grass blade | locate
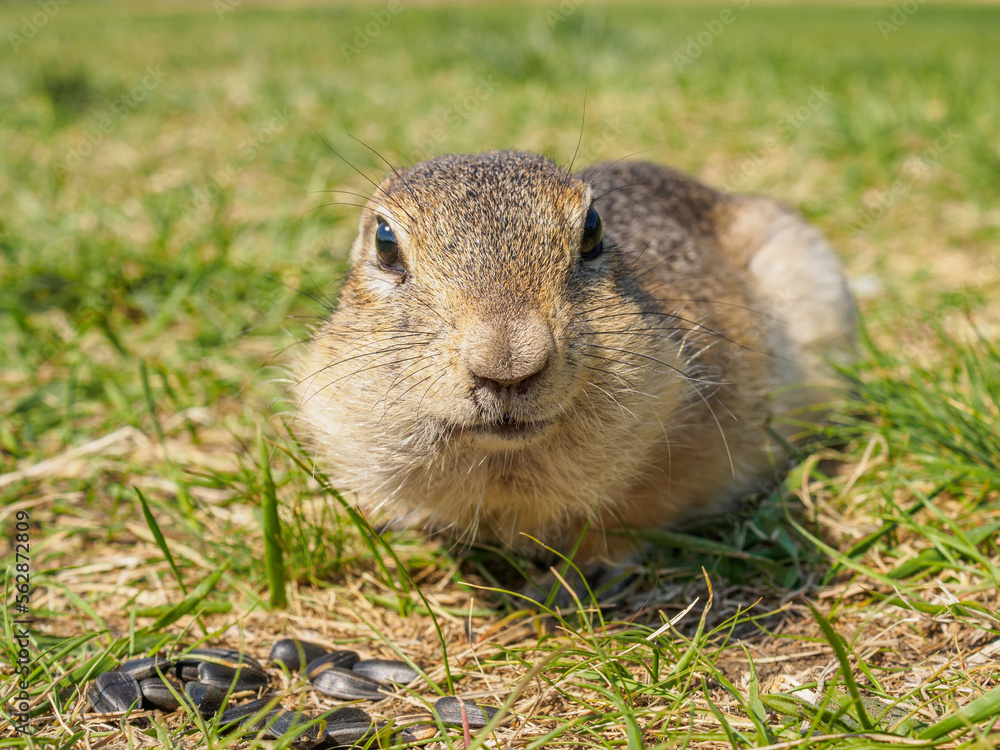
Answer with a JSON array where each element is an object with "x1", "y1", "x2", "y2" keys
[
  {"x1": 142, "y1": 561, "x2": 229, "y2": 634},
  {"x1": 134, "y1": 486, "x2": 187, "y2": 595},
  {"x1": 258, "y1": 431, "x2": 287, "y2": 609},
  {"x1": 917, "y1": 684, "x2": 1000, "y2": 740},
  {"x1": 139, "y1": 360, "x2": 195, "y2": 520},
  {"x1": 809, "y1": 604, "x2": 874, "y2": 731}
]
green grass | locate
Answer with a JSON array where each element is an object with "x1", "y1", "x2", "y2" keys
[{"x1": 1, "y1": 1, "x2": 999, "y2": 748}]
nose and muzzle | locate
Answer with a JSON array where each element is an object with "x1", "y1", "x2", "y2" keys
[{"x1": 462, "y1": 314, "x2": 554, "y2": 403}]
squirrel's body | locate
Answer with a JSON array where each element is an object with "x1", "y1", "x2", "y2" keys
[{"x1": 296, "y1": 151, "x2": 854, "y2": 575}]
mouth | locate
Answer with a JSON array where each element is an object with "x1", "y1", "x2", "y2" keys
[{"x1": 452, "y1": 415, "x2": 552, "y2": 443}]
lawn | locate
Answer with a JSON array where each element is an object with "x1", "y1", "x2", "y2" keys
[{"x1": 1, "y1": 1, "x2": 999, "y2": 748}]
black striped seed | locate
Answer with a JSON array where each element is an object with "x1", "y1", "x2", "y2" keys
[
  {"x1": 264, "y1": 709, "x2": 326, "y2": 745},
  {"x1": 433, "y1": 696, "x2": 499, "y2": 728},
  {"x1": 304, "y1": 650, "x2": 360, "y2": 678},
  {"x1": 310, "y1": 667, "x2": 383, "y2": 700},
  {"x1": 197, "y1": 661, "x2": 270, "y2": 691},
  {"x1": 183, "y1": 681, "x2": 228, "y2": 716},
  {"x1": 351, "y1": 659, "x2": 419, "y2": 685},
  {"x1": 139, "y1": 675, "x2": 184, "y2": 710},
  {"x1": 324, "y1": 720, "x2": 383, "y2": 746},
  {"x1": 218, "y1": 697, "x2": 280, "y2": 732},
  {"x1": 317, "y1": 706, "x2": 373, "y2": 725},
  {"x1": 181, "y1": 647, "x2": 264, "y2": 671},
  {"x1": 269, "y1": 639, "x2": 331, "y2": 672},
  {"x1": 90, "y1": 672, "x2": 142, "y2": 713},
  {"x1": 119, "y1": 657, "x2": 174, "y2": 682}
]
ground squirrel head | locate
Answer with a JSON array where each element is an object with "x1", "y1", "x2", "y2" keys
[
  {"x1": 348, "y1": 153, "x2": 599, "y2": 391},
  {"x1": 324, "y1": 151, "x2": 633, "y2": 445},
  {"x1": 296, "y1": 150, "x2": 671, "y2": 544}
]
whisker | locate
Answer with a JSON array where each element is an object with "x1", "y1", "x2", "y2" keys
[
  {"x1": 306, "y1": 190, "x2": 410, "y2": 228},
  {"x1": 583, "y1": 149, "x2": 657, "y2": 184},
  {"x1": 372, "y1": 360, "x2": 440, "y2": 419},
  {"x1": 280, "y1": 342, "x2": 428, "y2": 405},
  {"x1": 307, "y1": 200, "x2": 377, "y2": 215},
  {"x1": 347, "y1": 134, "x2": 422, "y2": 212},
  {"x1": 581, "y1": 326, "x2": 716, "y2": 338},
  {"x1": 592, "y1": 182, "x2": 654, "y2": 204},
  {"x1": 416, "y1": 369, "x2": 450, "y2": 416},
  {"x1": 571, "y1": 374, "x2": 640, "y2": 423},
  {"x1": 581, "y1": 363, "x2": 636, "y2": 384},
  {"x1": 300, "y1": 353, "x2": 428, "y2": 418},
  {"x1": 375, "y1": 372, "x2": 436, "y2": 425},
  {"x1": 580, "y1": 353, "x2": 717, "y2": 394},
  {"x1": 625, "y1": 239, "x2": 654, "y2": 273},
  {"x1": 313, "y1": 128, "x2": 417, "y2": 226},
  {"x1": 309, "y1": 328, "x2": 436, "y2": 339},
  {"x1": 566, "y1": 88, "x2": 587, "y2": 175},
  {"x1": 228, "y1": 255, "x2": 334, "y2": 317},
  {"x1": 581, "y1": 309, "x2": 748, "y2": 350},
  {"x1": 581, "y1": 343, "x2": 725, "y2": 386}
]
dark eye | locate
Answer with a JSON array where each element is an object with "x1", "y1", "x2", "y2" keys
[
  {"x1": 580, "y1": 206, "x2": 604, "y2": 261},
  {"x1": 375, "y1": 220, "x2": 400, "y2": 267}
]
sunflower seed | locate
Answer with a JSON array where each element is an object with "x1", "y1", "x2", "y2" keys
[
  {"x1": 119, "y1": 657, "x2": 174, "y2": 681},
  {"x1": 90, "y1": 672, "x2": 142, "y2": 713},
  {"x1": 180, "y1": 647, "x2": 264, "y2": 671},
  {"x1": 218, "y1": 696, "x2": 280, "y2": 732},
  {"x1": 317, "y1": 706, "x2": 372, "y2": 725},
  {"x1": 351, "y1": 659, "x2": 419, "y2": 685},
  {"x1": 393, "y1": 721, "x2": 440, "y2": 741},
  {"x1": 183, "y1": 681, "x2": 227, "y2": 716},
  {"x1": 270, "y1": 638, "x2": 331, "y2": 672},
  {"x1": 197, "y1": 661, "x2": 270, "y2": 691},
  {"x1": 433, "y1": 696, "x2": 499, "y2": 728},
  {"x1": 175, "y1": 663, "x2": 201, "y2": 682},
  {"x1": 311, "y1": 667, "x2": 383, "y2": 700},
  {"x1": 305, "y1": 650, "x2": 360, "y2": 678},
  {"x1": 139, "y1": 675, "x2": 184, "y2": 710},
  {"x1": 264, "y1": 708, "x2": 326, "y2": 746},
  {"x1": 323, "y1": 719, "x2": 385, "y2": 746}
]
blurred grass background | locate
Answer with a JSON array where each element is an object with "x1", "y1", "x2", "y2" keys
[
  {"x1": 2, "y1": 1, "x2": 998, "y2": 459},
  {"x1": 1, "y1": 2, "x2": 999, "y2": 747}
]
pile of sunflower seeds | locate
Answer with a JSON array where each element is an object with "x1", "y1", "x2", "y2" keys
[{"x1": 87, "y1": 639, "x2": 502, "y2": 747}]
